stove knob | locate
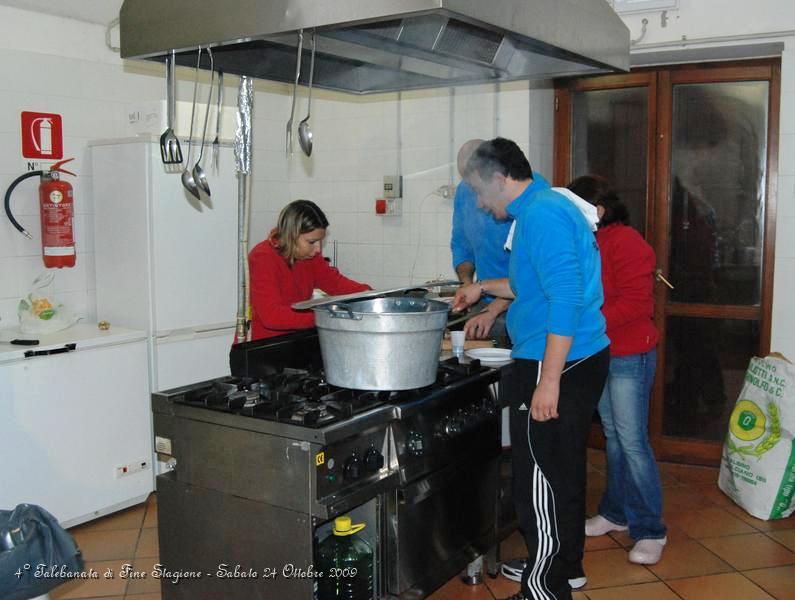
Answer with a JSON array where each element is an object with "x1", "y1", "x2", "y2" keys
[
  {"x1": 343, "y1": 452, "x2": 362, "y2": 481},
  {"x1": 406, "y1": 431, "x2": 425, "y2": 456},
  {"x1": 364, "y1": 447, "x2": 384, "y2": 472},
  {"x1": 442, "y1": 416, "x2": 463, "y2": 438}
]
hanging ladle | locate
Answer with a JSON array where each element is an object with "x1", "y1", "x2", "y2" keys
[
  {"x1": 181, "y1": 47, "x2": 202, "y2": 199},
  {"x1": 192, "y1": 48, "x2": 214, "y2": 197},
  {"x1": 285, "y1": 30, "x2": 303, "y2": 157},
  {"x1": 298, "y1": 31, "x2": 316, "y2": 157}
]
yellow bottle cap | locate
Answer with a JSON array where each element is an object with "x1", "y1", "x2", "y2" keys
[{"x1": 333, "y1": 516, "x2": 366, "y2": 536}]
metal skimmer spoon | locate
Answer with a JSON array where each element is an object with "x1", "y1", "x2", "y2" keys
[
  {"x1": 298, "y1": 31, "x2": 316, "y2": 157},
  {"x1": 192, "y1": 48, "x2": 214, "y2": 197},
  {"x1": 181, "y1": 47, "x2": 202, "y2": 199}
]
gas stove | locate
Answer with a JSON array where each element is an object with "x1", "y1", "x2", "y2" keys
[
  {"x1": 151, "y1": 330, "x2": 505, "y2": 600},
  {"x1": 169, "y1": 355, "x2": 490, "y2": 429}
]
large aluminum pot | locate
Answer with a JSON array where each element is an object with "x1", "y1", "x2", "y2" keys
[{"x1": 313, "y1": 296, "x2": 449, "y2": 390}]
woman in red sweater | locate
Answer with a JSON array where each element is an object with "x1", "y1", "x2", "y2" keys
[
  {"x1": 567, "y1": 176, "x2": 667, "y2": 566},
  {"x1": 249, "y1": 200, "x2": 370, "y2": 340}
]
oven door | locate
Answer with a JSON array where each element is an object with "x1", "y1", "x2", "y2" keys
[{"x1": 384, "y1": 456, "x2": 499, "y2": 598}]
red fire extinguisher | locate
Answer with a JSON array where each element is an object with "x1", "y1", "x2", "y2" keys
[{"x1": 4, "y1": 158, "x2": 77, "y2": 268}]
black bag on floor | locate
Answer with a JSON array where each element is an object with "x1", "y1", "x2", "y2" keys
[{"x1": 0, "y1": 504, "x2": 84, "y2": 600}]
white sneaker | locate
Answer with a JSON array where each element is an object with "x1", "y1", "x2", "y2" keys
[
  {"x1": 628, "y1": 537, "x2": 667, "y2": 565},
  {"x1": 585, "y1": 515, "x2": 628, "y2": 537},
  {"x1": 568, "y1": 576, "x2": 587, "y2": 589},
  {"x1": 501, "y1": 559, "x2": 586, "y2": 590}
]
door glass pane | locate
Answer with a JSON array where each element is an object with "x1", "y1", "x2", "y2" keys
[
  {"x1": 663, "y1": 316, "x2": 760, "y2": 441},
  {"x1": 572, "y1": 87, "x2": 648, "y2": 235},
  {"x1": 669, "y1": 82, "x2": 768, "y2": 305}
]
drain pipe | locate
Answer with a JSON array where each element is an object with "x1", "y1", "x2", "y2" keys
[{"x1": 234, "y1": 76, "x2": 253, "y2": 342}]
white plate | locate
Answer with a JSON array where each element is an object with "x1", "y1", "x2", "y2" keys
[{"x1": 465, "y1": 348, "x2": 512, "y2": 365}]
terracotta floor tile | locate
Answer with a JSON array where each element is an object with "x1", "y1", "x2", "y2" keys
[
  {"x1": 666, "y1": 572, "x2": 775, "y2": 599},
  {"x1": 662, "y1": 484, "x2": 720, "y2": 515},
  {"x1": 135, "y1": 527, "x2": 160, "y2": 559},
  {"x1": 743, "y1": 565, "x2": 795, "y2": 599},
  {"x1": 607, "y1": 522, "x2": 689, "y2": 550},
  {"x1": 49, "y1": 559, "x2": 130, "y2": 599},
  {"x1": 69, "y1": 504, "x2": 146, "y2": 534},
  {"x1": 70, "y1": 528, "x2": 139, "y2": 562},
  {"x1": 701, "y1": 533, "x2": 795, "y2": 570},
  {"x1": 485, "y1": 573, "x2": 521, "y2": 597},
  {"x1": 585, "y1": 534, "x2": 621, "y2": 551},
  {"x1": 646, "y1": 539, "x2": 733, "y2": 580},
  {"x1": 500, "y1": 529, "x2": 528, "y2": 560},
  {"x1": 427, "y1": 576, "x2": 493, "y2": 599},
  {"x1": 723, "y1": 504, "x2": 795, "y2": 532},
  {"x1": 769, "y1": 529, "x2": 795, "y2": 552},
  {"x1": 142, "y1": 500, "x2": 158, "y2": 529},
  {"x1": 124, "y1": 558, "x2": 163, "y2": 596},
  {"x1": 658, "y1": 463, "x2": 719, "y2": 485},
  {"x1": 659, "y1": 469, "x2": 682, "y2": 488},
  {"x1": 125, "y1": 594, "x2": 161, "y2": 599},
  {"x1": 581, "y1": 548, "x2": 658, "y2": 589},
  {"x1": 691, "y1": 482, "x2": 734, "y2": 507},
  {"x1": 588, "y1": 448, "x2": 607, "y2": 468},
  {"x1": 585, "y1": 581, "x2": 681, "y2": 599},
  {"x1": 666, "y1": 506, "x2": 756, "y2": 539}
]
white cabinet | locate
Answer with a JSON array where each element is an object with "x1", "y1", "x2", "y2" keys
[
  {"x1": 0, "y1": 325, "x2": 152, "y2": 528},
  {"x1": 91, "y1": 138, "x2": 239, "y2": 391}
]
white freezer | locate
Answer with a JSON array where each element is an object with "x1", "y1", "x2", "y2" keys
[
  {"x1": 154, "y1": 327, "x2": 234, "y2": 391},
  {"x1": 91, "y1": 137, "x2": 239, "y2": 393},
  {"x1": 0, "y1": 325, "x2": 152, "y2": 528}
]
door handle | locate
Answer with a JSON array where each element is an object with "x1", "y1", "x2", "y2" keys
[
  {"x1": 655, "y1": 269, "x2": 674, "y2": 290},
  {"x1": 24, "y1": 343, "x2": 76, "y2": 358}
]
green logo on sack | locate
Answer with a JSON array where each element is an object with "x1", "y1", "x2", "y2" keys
[{"x1": 728, "y1": 400, "x2": 781, "y2": 458}]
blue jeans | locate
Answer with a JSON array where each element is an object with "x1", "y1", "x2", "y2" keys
[{"x1": 597, "y1": 349, "x2": 666, "y2": 541}]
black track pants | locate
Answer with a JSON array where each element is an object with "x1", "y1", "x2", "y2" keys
[{"x1": 505, "y1": 347, "x2": 609, "y2": 600}]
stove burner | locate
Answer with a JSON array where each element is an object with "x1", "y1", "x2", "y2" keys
[{"x1": 173, "y1": 359, "x2": 492, "y2": 428}]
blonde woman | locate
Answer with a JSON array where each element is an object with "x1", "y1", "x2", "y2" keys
[{"x1": 249, "y1": 200, "x2": 370, "y2": 340}]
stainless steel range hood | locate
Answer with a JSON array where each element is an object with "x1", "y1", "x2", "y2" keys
[{"x1": 120, "y1": 0, "x2": 629, "y2": 95}]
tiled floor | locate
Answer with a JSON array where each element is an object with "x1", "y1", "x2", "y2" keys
[{"x1": 55, "y1": 450, "x2": 795, "y2": 599}]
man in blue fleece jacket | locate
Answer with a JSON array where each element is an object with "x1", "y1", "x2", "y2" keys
[{"x1": 453, "y1": 138, "x2": 609, "y2": 600}]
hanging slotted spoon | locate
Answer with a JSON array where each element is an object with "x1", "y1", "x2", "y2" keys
[
  {"x1": 298, "y1": 31, "x2": 316, "y2": 157},
  {"x1": 192, "y1": 48, "x2": 214, "y2": 197},
  {"x1": 285, "y1": 30, "x2": 303, "y2": 157},
  {"x1": 180, "y1": 47, "x2": 202, "y2": 199}
]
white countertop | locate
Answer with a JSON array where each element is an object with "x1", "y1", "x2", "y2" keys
[{"x1": 0, "y1": 323, "x2": 147, "y2": 363}]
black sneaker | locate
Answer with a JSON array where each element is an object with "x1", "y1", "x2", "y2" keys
[
  {"x1": 500, "y1": 558, "x2": 587, "y2": 589},
  {"x1": 500, "y1": 558, "x2": 526, "y2": 582}
]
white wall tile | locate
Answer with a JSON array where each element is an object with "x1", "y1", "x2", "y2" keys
[
  {"x1": 358, "y1": 245, "x2": 384, "y2": 277},
  {"x1": 777, "y1": 175, "x2": 795, "y2": 218}
]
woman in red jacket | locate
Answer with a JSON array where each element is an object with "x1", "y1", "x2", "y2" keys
[
  {"x1": 249, "y1": 200, "x2": 370, "y2": 340},
  {"x1": 567, "y1": 176, "x2": 667, "y2": 566}
]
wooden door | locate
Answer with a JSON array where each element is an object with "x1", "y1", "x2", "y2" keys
[{"x1": 554, "y1": 60, "x2": 780, "y2": 465}]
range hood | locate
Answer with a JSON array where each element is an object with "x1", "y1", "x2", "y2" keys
[{"x1": 120, "y1": 0, "x2": 629, "y2": 95}]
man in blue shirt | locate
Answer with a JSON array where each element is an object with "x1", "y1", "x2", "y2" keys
[
  {"x1": 453, "y1": 138, "x2": 609, "y2": 600},
  {"x1": 450, "y1": 139, "x2": 513, "y2": 345}
]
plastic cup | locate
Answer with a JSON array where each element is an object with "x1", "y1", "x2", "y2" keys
[{"x1": 450, "y1": 330, "x2": 466, "y2": 355}]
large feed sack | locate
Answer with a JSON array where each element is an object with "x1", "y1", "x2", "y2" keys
[{"x1": 719, "y1": 354, "x2": 795, "y2": 520}]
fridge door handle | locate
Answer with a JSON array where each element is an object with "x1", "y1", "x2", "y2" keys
[{"x1": 24, "y1": 343, "x2": 77, "y2": 358}]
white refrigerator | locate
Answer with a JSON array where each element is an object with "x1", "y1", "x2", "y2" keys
[
  {"x1": 91, "y1": 138, "x2": 239, "y2": 392},
  {"x1": 0, "y1": 325, "x2": 152, "y2": 527}
]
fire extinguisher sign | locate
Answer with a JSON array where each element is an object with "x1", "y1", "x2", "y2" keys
[{"x1": 21, "y1": 111, "x2": 63, "y2": 160}]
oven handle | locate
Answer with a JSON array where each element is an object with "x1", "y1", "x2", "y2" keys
[{"x1": 398, "y1": 463, "x2": 468, "y2": 506}]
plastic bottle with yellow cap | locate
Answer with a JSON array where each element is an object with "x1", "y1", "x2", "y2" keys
[{"x1": 314, "y1": 515, "x2": 373, "y2": 599}]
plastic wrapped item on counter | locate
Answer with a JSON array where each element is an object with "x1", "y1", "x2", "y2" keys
[{"x1": 17, "y1": 272, "x2": 80, "y2": 335}]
